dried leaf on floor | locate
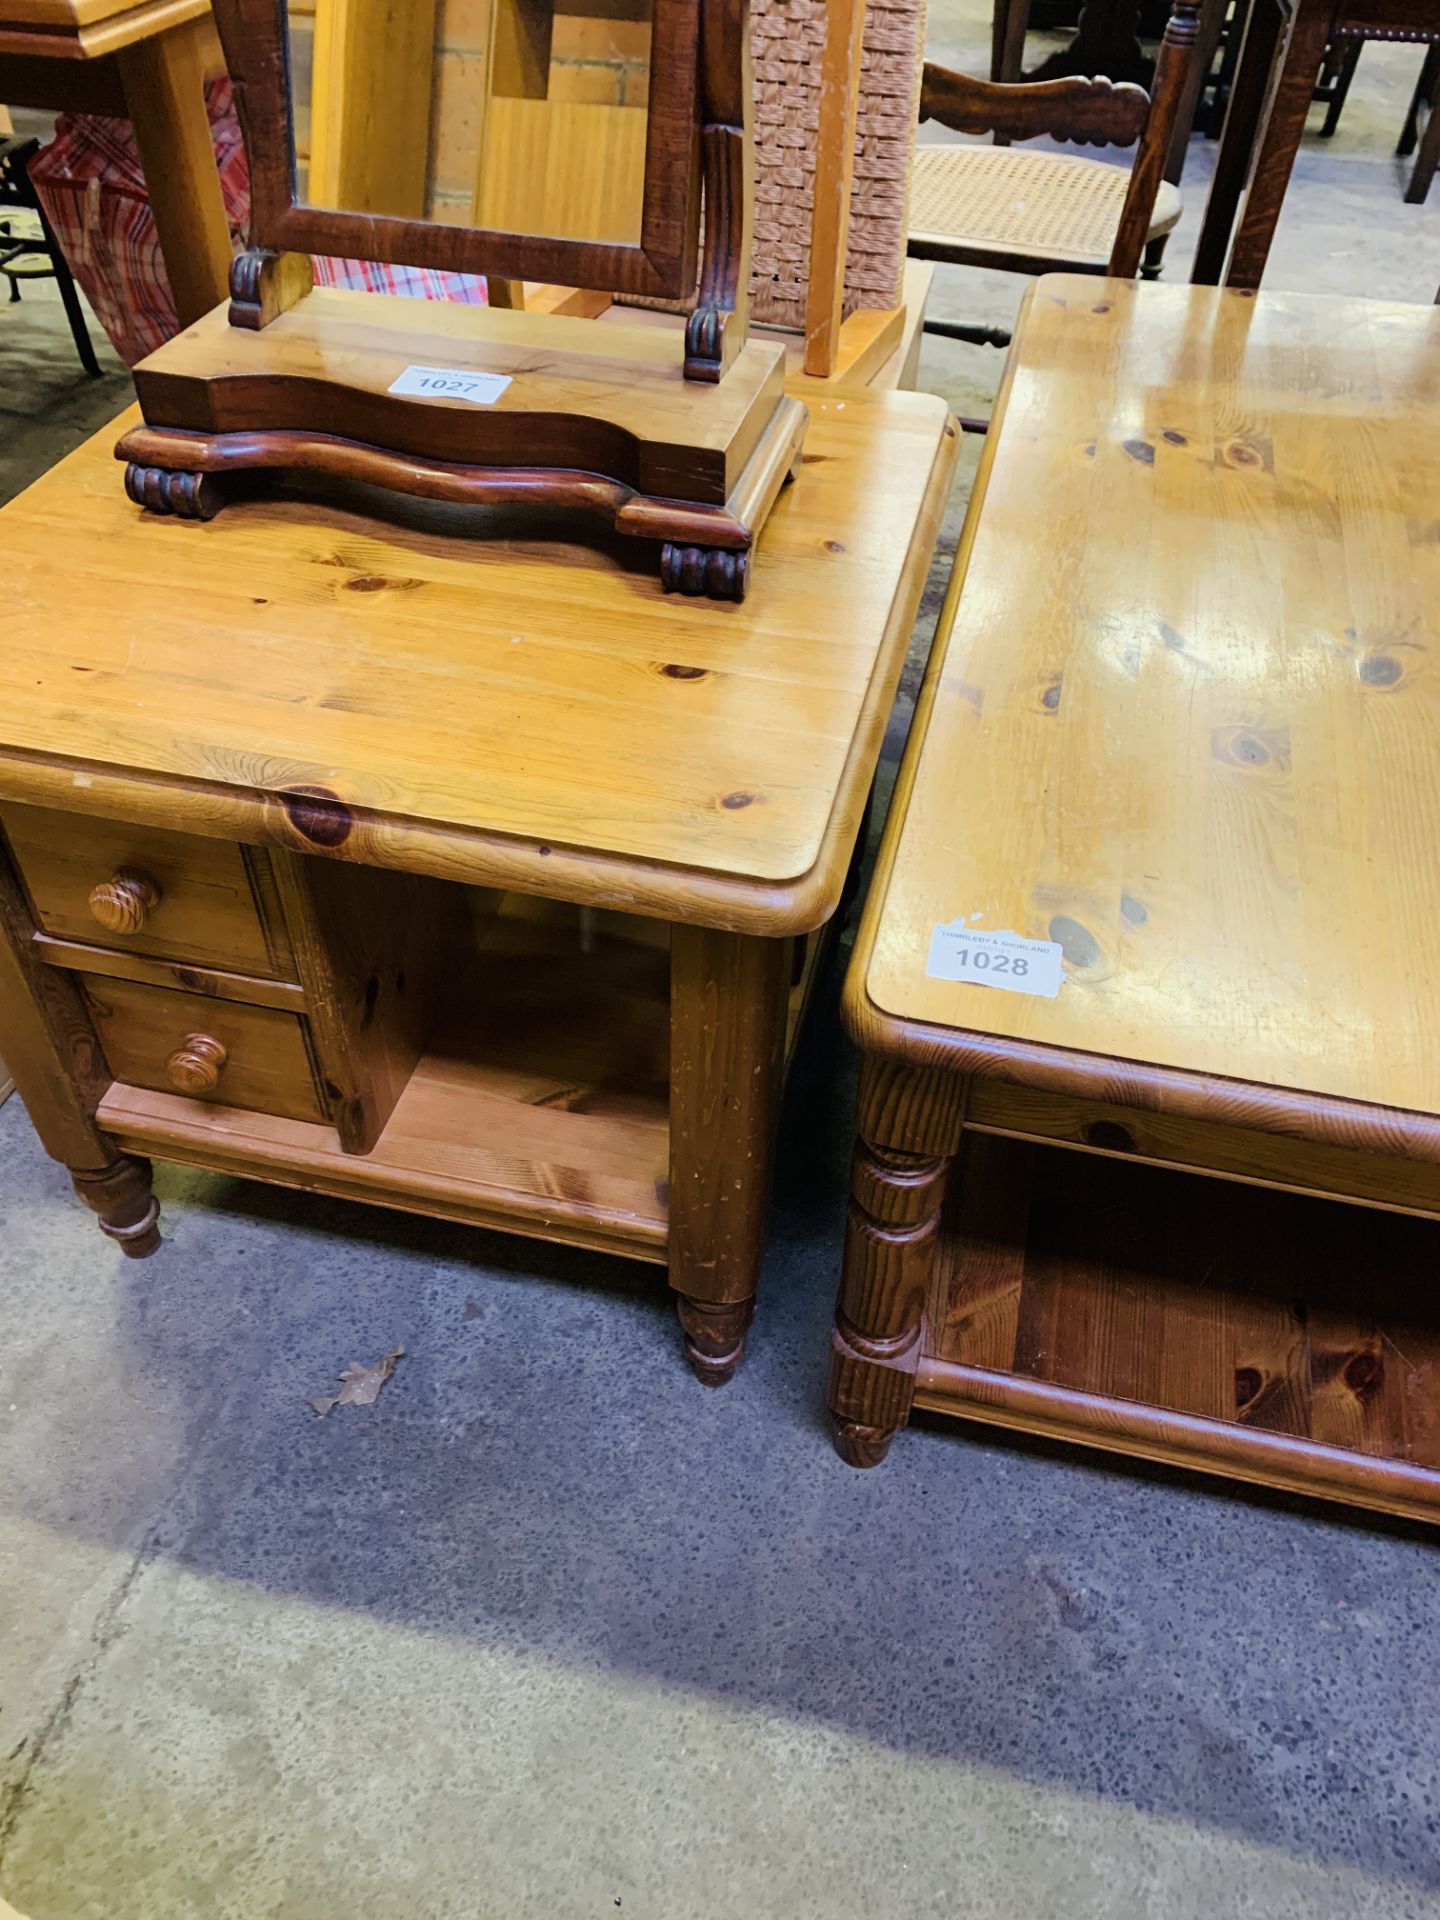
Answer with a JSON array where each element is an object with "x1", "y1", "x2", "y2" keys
[{"x1": 308, "y1": 1347, "x2": 405, "y2": 1417}]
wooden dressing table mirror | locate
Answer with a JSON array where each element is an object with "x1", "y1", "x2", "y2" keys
[{"x1": 114, "y1": 0, "x2": 806, "y2": 599}]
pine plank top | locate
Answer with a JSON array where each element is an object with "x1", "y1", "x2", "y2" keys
[
  {"x1": 859, "y1": 278, "x2": 1440, "y2": 1121},
  {"x1": 0, "y1": 391, "x2": 956, "y2": 935}
]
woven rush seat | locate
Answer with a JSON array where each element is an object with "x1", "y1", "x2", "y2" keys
[{"x1": 909, "y1": 142, "x2": 1182, "y2": 266}]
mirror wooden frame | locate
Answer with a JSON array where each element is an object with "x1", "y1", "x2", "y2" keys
[
  {"x1": 218, "y1": 0, "x2": 708, "y2": 301},
  {"x1": 114, "y1": 0, "x2": 807, "y2": 603}
]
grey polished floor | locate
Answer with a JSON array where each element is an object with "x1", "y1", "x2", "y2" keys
[{"x1": 2, "y1": 13, "x2": 1438, "y2": 1917}]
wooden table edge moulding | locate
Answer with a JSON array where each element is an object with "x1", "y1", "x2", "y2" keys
[
  {"x1": 0, "y1": 389, "x2": 959, "y2": 1387},
  {"x1": 826, "y1": 276, "x2": 1440, "y2": 1525}
]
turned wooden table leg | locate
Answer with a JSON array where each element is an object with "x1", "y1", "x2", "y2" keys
[
  {"x1": 0, "y1": 835, "x2": 162, "y2": 1256},
  {"x1": 827, "y1": 1059, "x2": 966, "y2": 1466},
  {"x1": 668, "y1": 924, "x2": 790, "y2": 1385},
  {"x1": 1191, "y1": 0, "x2": 1287, "y2": 284},
  {"x1": 71, "y1": 1157, "x2": 161, "y2": 1258}
]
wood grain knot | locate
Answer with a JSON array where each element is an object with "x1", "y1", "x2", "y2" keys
[
  {"x1": 1120, "y1": 894, "x2": 1148, "y2": 926},
  {"x1": 1344, "y1": 1351, "x2": 1384, "y2": 1397},
  {"x1": 1040, "y1": 680, "x2": 1063, "y2": 712},
  {"x1": 720, "y1": 790, "x2": 758, "y2": 810},
  {"x1": 1234, "y1": 1365, "x2": 1263, "y2": 1410},
  {"x1": 1122, "y1": 439, "x2": 1155, "y2": 466},
  {"x1": 1048, "y1": 914, "x2": 1101, "y2": 971},
  {"x1": 343, "y1": 573, "x2": 424, "y2": 594},
  {"x1": 1358, "y1": 653, "x2": 1403, "y2": 688},
  {"x1": 1083, "y1": 1120, "x2": 1135, "y2": 1154},
  {"x1": 825, "y1": 539, "x2": 847, "y2": 554},
  {"x1": 1216, "y1": 437, "x2": 1271, "y2": 471},
  {"x1": 281, "y1": 785, "x2": 353, "y2": 847},
  {"x1": 1162, "y1": 429, "x2": 1187, "y2": 446},
  {"x1": 660, "y1": 663, "x2": 708, "y2": 680},
  {"x1": 1092, "y1": 302, "x2": 1112, "y2": 314},
  {"x1": 1212, "y1": 724, "x2": 1291, "y2": 775}
]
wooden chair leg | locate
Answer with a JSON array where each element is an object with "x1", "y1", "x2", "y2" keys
[
  {"x1": 1191, "y1": 0, "x2": 1285, "y2": 283},
  {"x1": 1405, "y1": 63, "x2": 1440, "y2": 203},
  {"x1": 1222, "y1": 0, "x2": 1336, "y2": 290},
  {"x1": 14, "y1": 148, "x2": 102, "y2": 377},
  {"x1": 1318, "y1": 39, "x2": 1361, "y2": 138},
  {"x1": 991, "y1": 0, "x2": 1033, "y2": 144},
  {"x1": 1396, "y1": 44, "x2": 1436, "y2": 155},
  {"x1": 1001, "y1": 0, "x2": 1032, "y2": 81},
  {"x1": 1204, "y1": 0, "x2": 1253, "y2": 136},
  {"x1": 1141, "y1": 232, "x2": 1172, "y2": 279},
  {"x1": 991, "y1": 0, "x2": 1009, "y2": 80},
  {"x1": 1165, "y1": 0, "x2": 1230, "y2": 182},
  {"x1": 826, "y1": 1060, "x2": 966, "y2": 1467}
]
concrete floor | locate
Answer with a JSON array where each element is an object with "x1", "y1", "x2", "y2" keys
[{"x1": 3, "y1": 11, "x2": 1440, "y2": 1916}]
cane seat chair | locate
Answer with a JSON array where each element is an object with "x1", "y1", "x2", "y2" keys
[{"x1": 909, "y1": 0, "x2": 1201, "y2": 334}]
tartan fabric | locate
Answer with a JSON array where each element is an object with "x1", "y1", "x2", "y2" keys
[
  {"x1": 314, "y1": 256, "x2": 488, "y2": 303},
  {"x1": 29, "y1": 77, "x2": 251, "y2": 366},
  {"x1": 29, "y1": 78, "x2": 487, "y2": 367}
]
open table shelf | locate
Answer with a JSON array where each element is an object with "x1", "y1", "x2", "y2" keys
[
  {"x1": 97, "y1": 893, "x2": 835, "y2": 1265},
  {"x1": 918, "y1": 1135, "x2": 1440, "y2": 1523},
  {"x1": 100, "y1": 904, "x2": 673, "y2": 1261}
]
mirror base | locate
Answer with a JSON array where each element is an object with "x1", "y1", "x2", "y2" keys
[{"x1": 116, "y1": 294, "x2": 807, "y2": 603}]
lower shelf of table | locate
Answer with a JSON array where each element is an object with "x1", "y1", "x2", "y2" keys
[
  {"x1": 96, "y1": 896, "x2": 832, "y2": 1268},
  {"x1": 916, "y1": 1135, "x2": 1440, "y2": 1524},
  {"x1": 99, "y1": 927, "x2": 673, "y2": 1263}
]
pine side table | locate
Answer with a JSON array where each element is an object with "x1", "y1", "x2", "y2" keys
[
  {"x1": 828, "y1": 277, "x2": 1440, "y2": 1523},
  {"x1": 0, "y1": 391, "x2": 956, "y2": 1384}
]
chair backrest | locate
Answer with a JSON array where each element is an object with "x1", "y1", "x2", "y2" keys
[{"x1": 919, "y1": 0, "x2": 1201, "y2": 278}]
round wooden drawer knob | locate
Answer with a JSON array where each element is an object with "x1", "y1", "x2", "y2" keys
[
  {"x1": 88, "y1": 869, "x2": 162, "y2": 935},
  {"x1": 166, "y1": 1033, "x2": 228, "y2": 1095}
]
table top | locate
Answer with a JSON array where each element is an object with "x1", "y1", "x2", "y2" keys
[
  {"x1": 856, "y1": 277, "x2": 1440, "y2": 1126},
  {"x1": 0, "y1": 391, "x2": 955, "y2": 935},
  {"x1": 0, "y1": 0, "x2": 209, "y2": 58}
]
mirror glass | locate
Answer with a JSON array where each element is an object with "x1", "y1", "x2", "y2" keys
[{"x1": 286, "y1": 0, "x2": 653, "y2": 243}]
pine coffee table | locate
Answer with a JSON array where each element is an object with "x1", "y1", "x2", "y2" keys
[
  {"x1": 0, "y1": 390, "x2": 956, "y2": 1386},
  {"x1": 828, "y1": 277, "x2": 1440, "y2": 1523}
]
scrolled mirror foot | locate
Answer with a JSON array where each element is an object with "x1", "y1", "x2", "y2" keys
[
  {"x1": 660, "y1": 543, "x2": 750, "y2": 602},
  {"x1": 123, "y1": 464, "x2": 224, "y2": 521},
  {"x1": 228, "y1": 247, "x2": 314, "y2": 332}
]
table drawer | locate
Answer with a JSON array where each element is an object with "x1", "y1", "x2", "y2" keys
[
  {"x1": 0, "y1": 804, "x2": 292, "y2": 979},
  {"x1": 83, "y1": 976, "x2": 328, "y2": 1124},
  {"x1": 964, "y1": 1081, "x2": 1440, "y2": 1218}
]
